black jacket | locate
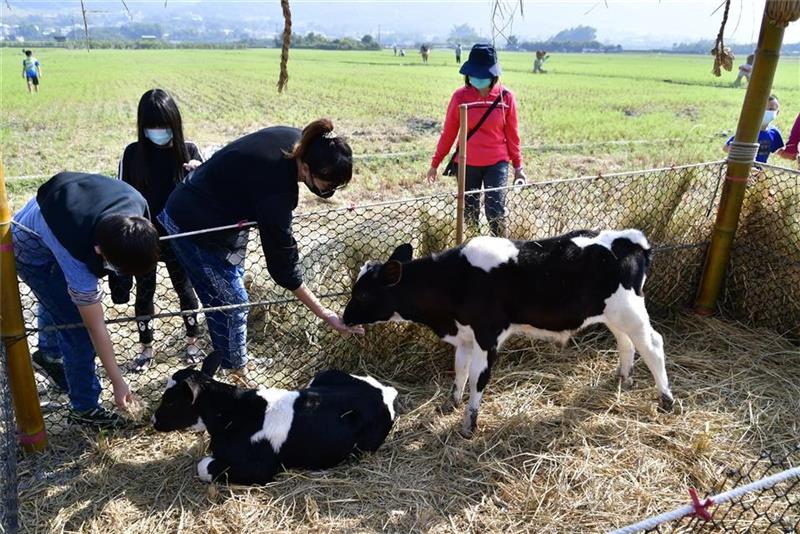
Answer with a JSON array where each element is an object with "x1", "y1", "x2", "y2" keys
[{"x1": 165, "y1": 127, "x2": 303, "y2": 290}]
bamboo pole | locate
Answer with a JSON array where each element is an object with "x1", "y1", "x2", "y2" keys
[
  {"x1": 0, "y1": 158, "x2": 48, "y2": 452},
  {"x1": 694, "y1": 7, "x2": 788, "y2": 315},
  {"x1": 455, "y1": 104, "x2": 468, "y2": 245}
]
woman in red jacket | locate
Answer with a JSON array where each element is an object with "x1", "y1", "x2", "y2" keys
[{"x1": 427, "y1": 43, "x2": 526, "y2": 236}]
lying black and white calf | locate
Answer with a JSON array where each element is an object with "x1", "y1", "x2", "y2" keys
[
  {"x1": 343, "y1": 229, "x2": 674, "y2": 438},
  {"x1": 152, "y1": 368, "x2": 398, "y2": 484}
]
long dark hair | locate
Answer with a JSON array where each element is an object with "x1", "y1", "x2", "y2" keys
[
  {"x1": 286, "y1": 118, "x2": 353, "y2": 189},
  {"x1": 133, "y1": 89, "x2": 190, "y2": 189}
]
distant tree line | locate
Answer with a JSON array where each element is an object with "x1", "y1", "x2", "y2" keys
[
  {"x1": 273, "y1": 32, "x2": 381, "y2": 50},
  {"x1": 670, "y1": 39, "x2": 800, "y2": 55}
]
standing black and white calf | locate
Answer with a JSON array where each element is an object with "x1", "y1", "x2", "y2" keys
[
  {"x1": 343, "y1": 229, "x2": 674, "y2": 438},
  {"x1": 152, "y1": 367, "x2": 397, "y2": 484}
]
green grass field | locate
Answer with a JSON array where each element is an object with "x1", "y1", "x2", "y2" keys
[{"x1": 2, "y1": 48, "x2": 799, "y2": 208}]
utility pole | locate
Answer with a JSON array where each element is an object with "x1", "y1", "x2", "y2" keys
[{"x1": 378, "y1": 24, "x2": 381, "y2": 46}]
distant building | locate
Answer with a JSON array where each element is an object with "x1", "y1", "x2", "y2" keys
[
  {"x1": 53, "y1": 35, "x2": 67, "y2": 42},
  {"x1": 141, "y1": 35, "x2": 158, "y2": 40}
]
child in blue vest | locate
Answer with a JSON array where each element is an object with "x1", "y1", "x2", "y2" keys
[
  {"x1": 724, "y1": 95, "x2": 784, "y2": 163},
  {"x1": 13, "y1": 173, "x2": 160, "y2": 428}
]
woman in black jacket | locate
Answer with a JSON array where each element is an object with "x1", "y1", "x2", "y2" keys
[
  {"x1": 114, "y1": 89, "x2": 203, "y2": 372},
  {"x1": 159, "y1": 118, "x2": 363, "y2": 383}
]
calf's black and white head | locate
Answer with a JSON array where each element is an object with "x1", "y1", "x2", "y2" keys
[
  {"x1": 344, "y1": 243, "x2": 412, "y2": 326},
  {"x1": 152, "y1": 368, "x2": 209, "y2": 432}
]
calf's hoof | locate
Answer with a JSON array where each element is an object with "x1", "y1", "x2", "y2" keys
[
  {"x1": 460, "y1": 407, "x2": 479, "y2": 439},
  {"x1": 658, "y1": 393, "x2": 675, "y2": 413},
  {"x1": 439, "y1": 396, "x2": 459, "y2": 415},
  {"x1": 618, "y1": 373, "x2": 634, "y2": 391}
]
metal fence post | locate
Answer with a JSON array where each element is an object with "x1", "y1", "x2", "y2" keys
[
  {"x1": 456, "y1": 104, "x2": 468, "y2": 245},
  {"x1": 0, "y1": 158, "x2": 48, "y2": 452},
  {"x1": 695, "y1": 3, "x2": 799, "y2": 315}
]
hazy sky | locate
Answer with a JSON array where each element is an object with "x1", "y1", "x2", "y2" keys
[
  {"x1": 9, "y1": 0, "x2": 800, "y2": 47},
  {"x1": 283, "y1": 0, "x2": 800, "y2": 45}
]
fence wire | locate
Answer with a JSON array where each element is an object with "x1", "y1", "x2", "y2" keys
[
  {"x1": 718, "y1": 163, "x2": 800, "y2": 338},
  {"x1": 635, "y1": 446, "x2": 800, "y2": 533},
  {"x1": 0, "y1": 342, "x2": 19, "y2": 534},
  {"x1": 8, "y1": 160, "x2": 799, "y2": 432}
]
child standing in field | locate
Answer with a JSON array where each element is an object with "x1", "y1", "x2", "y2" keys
[
  {"x1": 113, "y1": 89, "x2": 204, "y2": 372},
  {"x1": 724, "y1": 95, "x2": 784, "y2": 164},
  {"x1": 22, "y1": 50, "x2": 42, "y2": 93}
]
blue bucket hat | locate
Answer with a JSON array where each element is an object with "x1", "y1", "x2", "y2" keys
[{"x1": 459, "y1": 43, "x2": 501, "y2": 78}]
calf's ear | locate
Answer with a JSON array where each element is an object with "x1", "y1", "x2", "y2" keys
[
  {"x1": 388, "y1": 243, "x2": 413, "y2": 263},
  {"x1": 378, "y1": 260, "x2": 403, "y2": 287}
]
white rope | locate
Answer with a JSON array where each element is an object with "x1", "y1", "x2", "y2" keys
[{"x1": 610, "y1": 465, "x2": 800, "y2": 534}]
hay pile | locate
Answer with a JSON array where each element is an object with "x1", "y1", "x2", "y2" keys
[{"x1": 16, "y1": 314, "x2": 800, "y2": 533}]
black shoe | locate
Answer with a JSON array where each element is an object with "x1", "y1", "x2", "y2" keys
[
  {"x1": 67, "y1": 407, "x2": 130, "y2": 429},
  {"x1": 128, "y1": 353, "x2": 152, "y2": 374},
  {"x1": 32, "y1": 350, "x2": 69, "y2": 392}
]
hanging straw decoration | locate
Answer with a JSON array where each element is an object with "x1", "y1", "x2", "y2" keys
[
  {"x1": 277, "y1": 0, "x2": 292, "y2": 93},
  {"x1": 710, "y1": 0, "x2": 734, "y2": 77},
  {"x1": 765, "y1": 0, "x2": 800, "y2": 27}
]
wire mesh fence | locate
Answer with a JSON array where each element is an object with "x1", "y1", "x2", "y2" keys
[
  {"x1": 718, "y1": 163, "x2": 800, "y2": 339},
  {"x1": 613, "y1": 446, "x2": 800, "y2": 533},
  {"x1": 7, "y1": 160, "x2": 799, "y2": 432},
  {"x1": 0, "y1": 342, "x2": 19, "y2": 534}
]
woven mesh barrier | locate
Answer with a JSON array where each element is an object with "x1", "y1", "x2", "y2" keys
[{"x1": 8, "y1": 161, "x2": 799, "y2": 432}]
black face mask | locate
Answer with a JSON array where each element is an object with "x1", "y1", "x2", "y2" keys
[{"x1": 305, "y1": 176, "x2": 336, "y2": 198}]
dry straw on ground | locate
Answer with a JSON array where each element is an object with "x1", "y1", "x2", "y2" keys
[{"x1": 16, "y1": 313, "x2": 800, "y2": 533}]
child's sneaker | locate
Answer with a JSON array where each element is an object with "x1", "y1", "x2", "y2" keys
[
  {"x1": 31, "y1": 350, "x2": 69, "y2": 392},
  {"x1": 128, "y1": 346, "x2": 153, "y2": 373},
  {"x1": 183, "y1": 344, "x2": 204, "y2": 365},
  {"x1": 128, "y1": 353, "x2": 152, "y2": 373},
  {"x1": 67, "y1": 407, "x2": 130, "y2": 429},
  {"x1": 224, "y1": 365, "x2": 257, "y2": 389}
]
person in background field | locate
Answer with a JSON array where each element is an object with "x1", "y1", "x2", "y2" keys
[
  {"x1": 776, "y1": 111, "x2": 800, "y2": 167},
  {"x1": 455, "y1": 43, "x2": 462, "y2": 64},
  {"x1": 112, "y1": 88, "x2": 204, "y2": 373},
  {"x1": 426, "y1": 43, "x2": 526, "y2": 237},
  {"x1": 12, "y1": 172, "x2": 160, "y2": 428},
  {"x1": 724, "y1": 94, "x2": 784, "y2": 164},
  {"x1": 22, "y1": 49, "x2": 42, "y2": 93},
  {"x1": 159, "y1": 118, "x2": 364, "y2": 385},
  {"x1": 533, "y1": 50, "x2": 549, "y2": 73},
  {"x1": 733, "y1": 54, "x2": 755, "y2": 88},
  {"x1": 420, "y1": 44, "x2": 430, "y2": 64}
]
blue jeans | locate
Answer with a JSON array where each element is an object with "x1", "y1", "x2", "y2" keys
[
  {"x1": 158, "y1": 211, "x2": 248, "y2": 371},
  {"x1": 12, "y1": 231, "x2": 101, "y2": 411},
  {"x1": 37, "y1": 304, "x2": 59, "y2": 356},
  {"x1": 464, "y1": 161, "x2": 509, "y2": 236}
]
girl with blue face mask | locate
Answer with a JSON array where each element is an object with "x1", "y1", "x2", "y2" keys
[
  {"x1": 113, "y1": 88, "x2": 206, "y2": 372},
  {"x1": 426, "y1": 43, "x2": 527, "y2": 237}
]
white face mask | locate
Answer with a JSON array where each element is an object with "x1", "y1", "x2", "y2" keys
[
  {"x1": 144, "y1": 128, "x2": 173, "y2": 146},
  {"x1": 762, "y1": 110, "x2": 777, "y2": 128}
]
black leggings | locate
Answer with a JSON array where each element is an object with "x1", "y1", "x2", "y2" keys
[{"x1": 111, "y1": 240, "x2": 200, "y2": 344}]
